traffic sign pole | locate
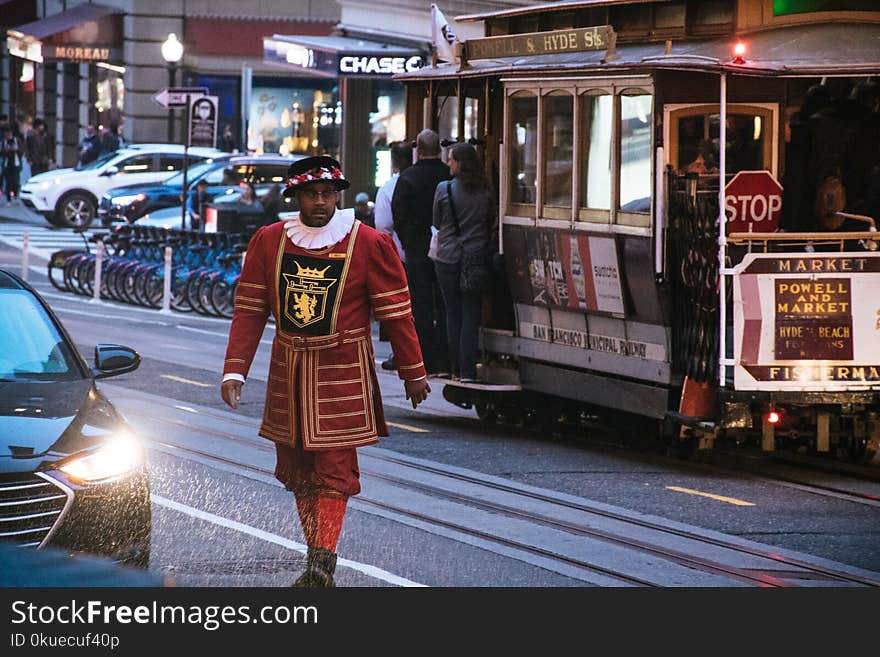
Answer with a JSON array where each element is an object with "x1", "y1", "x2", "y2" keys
[{"x1": 182, "y1": 93, "x2": 191, "y2": 231}]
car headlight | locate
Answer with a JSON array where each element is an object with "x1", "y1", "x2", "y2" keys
[
  {"x1": 111, "y1": 194, "x2": 146, "y2": 206},
  {"x1": 58, "y1": 433, "x2": 144, "y2": 483},
  {"x1": 38, "y1": 181, "x2": 53, "y2": 190}
]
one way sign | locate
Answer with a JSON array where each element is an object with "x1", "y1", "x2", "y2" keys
[{"x1": 151, "y1": 86, "x2": 208, "y2": 109}]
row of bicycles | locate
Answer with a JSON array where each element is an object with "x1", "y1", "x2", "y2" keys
[{"x1": 48, "y1": 225, "x2": 248, "y2": 318}]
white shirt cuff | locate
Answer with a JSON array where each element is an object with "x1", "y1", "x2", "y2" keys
[{"x1": 223, "y1": 373, "x2": 245, "y2": 383}]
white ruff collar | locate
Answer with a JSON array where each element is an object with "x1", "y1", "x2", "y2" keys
[{"x1": 283, "y1": 208, "x2": 356, "y2": 249}]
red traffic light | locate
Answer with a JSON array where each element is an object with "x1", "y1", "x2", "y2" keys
[{"x1": 767, "y1": 410, "x2": 781, "y2": 425}]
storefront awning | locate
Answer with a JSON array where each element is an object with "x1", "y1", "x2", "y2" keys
[
  {"x1": 7, "y1": 3, "x2": 123, "y2": 64},
  {"x1": 264, "y1": 34, "x2": 428, "y2": 79},
  {"x1": 397, "y1": 22, "x2": 880, "y2": 81}
]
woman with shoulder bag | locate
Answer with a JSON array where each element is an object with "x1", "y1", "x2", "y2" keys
[{"x1": 431, "y1": 143, "x2": 492, "y2": 382}]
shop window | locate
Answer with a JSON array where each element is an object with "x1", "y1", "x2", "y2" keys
[
  {"x1": 619, "y1": 92, "x2": 652, "y2": 214},
  {"x1": 580, "y1": 92, "x2": 612, "y2": 213},
  {"x1": 668, "y1": 104, "x2": 775, "y2": 178},
  {"x1": 508, "y1": 94, "x2": 538, "y2": 210},
  {"x1": 543, "y1": 92, "x2": 574, "y2": 212}
]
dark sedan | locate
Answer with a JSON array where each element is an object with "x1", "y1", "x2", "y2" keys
[
  {"x1": 0, "y1": 270, "x2": 151, "y2": 568},
  {"x1": 98, "y1": 154, "x2": 298, "y2": 225}
]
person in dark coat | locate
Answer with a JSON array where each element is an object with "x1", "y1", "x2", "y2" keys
[
  {"x1": 186, "y1": 179, "x2": 212, "y2": 231},
  {"x1": 1, "y1": 125, "x2": 24, "y2": 203},
  {"x1": 354, "y1": 192, "x2": 375, "y2": 228},
  {"x1": 432, "y1": 143, "x2": 493, "y2": 382},
  {"x1": 25, "y1": 118, "x2": 54, "y2": 175},
  {"x1": 391, "y1": 129, "x2": 451, "y2": 375},
  {"x1": 77, "y1": 125, "x2": 102, "y2": 168}
]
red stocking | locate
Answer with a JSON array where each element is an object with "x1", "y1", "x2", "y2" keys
[{"x1": 314, "y1": 496, "x2": 347, "y2": 552}]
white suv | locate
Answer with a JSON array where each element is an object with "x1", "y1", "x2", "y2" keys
[{"x1": 21, "y1": 144, "x2": 225, "y2": 229}]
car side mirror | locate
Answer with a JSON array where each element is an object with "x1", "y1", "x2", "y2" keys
[
  {"x1": 93, "y1": 344, "x2": 140, "y2": 379},
  {"x1": 102, "y1": 166, "x2": 120, "y2": 176}
]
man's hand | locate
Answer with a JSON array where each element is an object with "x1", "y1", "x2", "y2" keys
[
  {"x1": 221, "y1": 380, "x2": 243, "y2": 410},
  {"x1": 404, "y1": 378, "x2": 431, "y2": 409}
]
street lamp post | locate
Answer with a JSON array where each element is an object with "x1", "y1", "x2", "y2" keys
[{"x1": 161, "y1": 33, "x2": 184, "y2": 143}]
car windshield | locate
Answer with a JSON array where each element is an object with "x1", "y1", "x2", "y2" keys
[
  {"x1": 0, "y1": 291, "x2": 83, "y2": 381},
  {"x1": 164, "y1": 160, "x2": 221, "y2": 186},
  {"x1": 74, "y1": 150, "x2": 120, "y2": 172}
]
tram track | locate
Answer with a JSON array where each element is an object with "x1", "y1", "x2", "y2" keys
[{"x1": 131, "y1": 407, "x2": 880, "y2": 587}]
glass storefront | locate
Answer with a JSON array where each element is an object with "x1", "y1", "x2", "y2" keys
[{"x1": 247, "y1": 82, "x2": 339, "y2": 158}]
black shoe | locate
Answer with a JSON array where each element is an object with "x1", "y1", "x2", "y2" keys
[
  {"x1": 380, "y1": 356, "x2": 396, "y2": 371},
  {"x1": 293, "y1": 547, "x2": 337, "y2": 587}
]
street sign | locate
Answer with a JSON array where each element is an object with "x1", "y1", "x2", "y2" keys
[
  {"x1": 189, "y1": 95, "x2": 219, "y2": 148},
  {"x1": 724, "y1": 170, "x2": 783, "y2": 233},
  {"x1": 151, "y1": 86, "x2": 209, "y2": 109}
]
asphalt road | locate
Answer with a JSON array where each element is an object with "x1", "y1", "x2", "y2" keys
[{"x1": 2, "y1": 230, "x2": 879, "y2": 586}]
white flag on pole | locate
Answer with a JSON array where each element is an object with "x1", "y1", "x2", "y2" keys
[{"x1": 431, "y1": 4, "x2": 458, "y2": 63}]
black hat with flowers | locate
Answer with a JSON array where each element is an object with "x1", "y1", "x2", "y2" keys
[{"x1": 283, "y1": 155, "x2": 350, "y2": 197}]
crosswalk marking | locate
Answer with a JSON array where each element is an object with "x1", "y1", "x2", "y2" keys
[{"x1": 0, "y1": 224, "x2": 103, "y2": 259}]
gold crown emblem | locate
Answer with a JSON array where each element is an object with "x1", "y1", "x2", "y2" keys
[{"x1": 293, "y1": 261, "x2": 332, "y2": 279}]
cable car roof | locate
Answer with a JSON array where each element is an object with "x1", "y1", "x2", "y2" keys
[{"x1": 398, "y1": 22, "x2": 880, "y2": 81}]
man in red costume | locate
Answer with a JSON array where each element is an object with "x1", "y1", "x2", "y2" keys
[{"x1": 220, "y1": 156, "x2": 430, "y2": 587}]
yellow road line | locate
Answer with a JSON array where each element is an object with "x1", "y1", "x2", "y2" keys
[
  {"x1": 161, "y1": 375, "x2": 213, "y2": 388},
  {"x1": 665, "y1": 486, "x2": 755, "y2": 507},
  {"x1": 386, "y1": 421, "x2": 429, "y2": 434}
]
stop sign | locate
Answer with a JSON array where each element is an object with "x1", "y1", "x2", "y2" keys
[{"x1": 723, "y1": 170, "x2": 783, "y2": 233}]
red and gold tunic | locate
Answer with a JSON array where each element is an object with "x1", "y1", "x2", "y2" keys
[{"x1": 223, "y1": 218, "x2": 425, "y2": 450}]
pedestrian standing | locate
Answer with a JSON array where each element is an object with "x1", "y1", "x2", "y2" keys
[
  {"x1": 354, "y1": 192, "x2": 375, "y2": 228},
  {"x1": 220, "y1": 124, "x2": 237, "y2": 153},
  {"x1": 77, "y1": 125, "x2": 102, "y2": 168},
  {"x1": 102, "y1": 122, "x2": 122, "y2": 153},
  {"x1": 1, "y1": 125, "x2": 24, "y2": 204},
  {"x1": 374, "y1": 140, "x2": 412, "y2": 370},
  {"x1": 220, "y1": 156, "x2": 429, "y2": 587},
  {"x1": 432, "y1": 143, "x2": 493, "y2": 382},
  {"x1": 391, "y1": 128, "x2": 451, "y2": 376},
  {"x1": 25, "y1": 118, "x2": 55, "y2": 175},
  {"x1": 186, "y1": 178, "x2": 212, "y2": 231}
]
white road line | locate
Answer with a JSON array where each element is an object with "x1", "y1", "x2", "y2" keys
[
  {"x1": 150, "y1": 493, "x2": 425, "y2": 588},
  {"x1": 177, "y1": 324, "x2": 272, "y2": 345}
]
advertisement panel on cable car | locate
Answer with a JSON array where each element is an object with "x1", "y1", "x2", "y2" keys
[{"x1": 733, "y1": 252, "x2": 880, "y2": 391}]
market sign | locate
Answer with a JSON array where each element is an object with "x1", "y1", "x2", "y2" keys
[
  {"x1": 466, "y1": 25, "x2": 613, "y2": 61},
  {"x1": 733, "y1": 252, "x2": 880, "y2": 391}
]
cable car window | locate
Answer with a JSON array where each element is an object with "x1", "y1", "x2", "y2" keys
[
  {"x1": 437, "y1": 95, "x2": 458, "y2": 144},
  {"x1": 619, "y1": 93, "x2": 652, "y2": 214},
  {"x1": 543, "y1": 92, "x2": 574, "y2": 210},
  {"x1": 509, "y1": 94, "x2": 538, "y2": 209},
  {"x1": 580, "y1": 92, "x2": 612, "y2": 213},
  {"x1": 463, "y1": 97, "x2": 479, "y2": 142},
  {"x1": 667, "y1": 105, "x2": 776, "y2": 178}
]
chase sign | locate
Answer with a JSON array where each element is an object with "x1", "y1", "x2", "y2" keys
[{"x1": 338, "y1": 55, "x2": 424, "y2": 76}]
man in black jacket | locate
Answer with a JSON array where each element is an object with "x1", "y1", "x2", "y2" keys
[{"x1": 391, "y1": 129, "x2": 450, "y2": 375}]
